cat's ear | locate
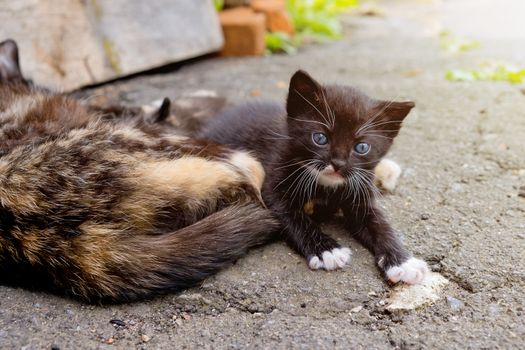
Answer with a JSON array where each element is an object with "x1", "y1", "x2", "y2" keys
[
  {"x1": 152, "y1": 97, "x2": 171, "y2": 123},
  {"x1": 382, "y1": 100, "x2": 415, "y2": 122},
  {"x1": 0, "y1": 39, "x2": 24, "y2": 83},
  {"x1": 286, "y1": 70, "x2": 323, "y2": 118},
  {"x1": 373, "y1": 100, "x2": 415, "y2": 137}
]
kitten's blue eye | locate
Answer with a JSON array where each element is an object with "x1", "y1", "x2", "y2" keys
[
  {"x1": 354, "y1": 142, "x2": 370, "y2": 155},
  {"x1": 312, "y1": 132, "x2": 328, "y2": 146}
]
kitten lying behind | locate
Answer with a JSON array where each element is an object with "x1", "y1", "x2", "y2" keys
[
  {"x1": 200, "y1": 70, "x2": 428, "y2": 284},
  {"x1": 0, "y1": 39, "x2": 278, "y2": 303}
]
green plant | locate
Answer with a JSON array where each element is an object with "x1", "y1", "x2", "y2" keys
[
  {"x1": 266, "y1": 0, "x2": 359, "y2": 54},
  {"x1": 446, "y1": 63, "x2": 525, "y2": 84},
  {"x1": 439, "y1": 31, "x2": 480, "y2": 53},
  {"x1": 288, "y1": 0, "x2": 359, "y2": 40},
  {"x1": 265, "y1": 32, "x2": 298, "y2": 54},
  {"x1": 213, "y1": 0, "x2": 224, "y2": 11}
]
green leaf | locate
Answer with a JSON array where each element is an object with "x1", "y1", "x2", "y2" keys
[
  {"x1": 213, "y1": 0, "x2": 224, "y2": 11},
  {"x1": 445, "y1": 63, "x2": 525, "y2": 84},
  {"x1": 439, "y1": 31, "x2": 480, "y2": 53},
  {"x1": 265, "y1": 32, "x2": 298, "y2": 54},
  {"x1": 286, "y1": 0, "x2": 358, "y2": 42}
]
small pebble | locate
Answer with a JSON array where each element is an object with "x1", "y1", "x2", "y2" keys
[
  {"x1": 141, "y1": 334, "x2": 151, "y2": 343},
  {"x1": 421, "y1": 213, "x2": 430, "y2": 220},
  {"x1": 106, "y1": 337, "x2": 114, "y2": 345},
  {"x1": 275, "y1": 81, "x2": 287, "y2": 89},
  {"x1": 488, "y1": 303, "x2": 500, "y2": 317},
  {"x1": 350, "y1": 305, "x2": 363, "y2": 313},
  {"x1": 450, "y1": 183, "x2": 464, "y2": 193},
  {"x1": 109, "y1": 319, "x2": 126, "y2": 327},
  {"x1": 446, "y1": 296, "x2": 464, "y2": 311},
  {"x1": 518, "y1": 186, "x2": 525, "y2": 198}
]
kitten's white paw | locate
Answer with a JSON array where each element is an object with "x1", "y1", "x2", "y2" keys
[
  {"x1": 386, "y1": 257, "x2": 429, "y2": 284},
  {"x1": 308, "y1": 247, "x2": 352, "y2": 271},
  {"x1": 374, "y1": 158, "x2": 402, "y2": 192},
  {"x1": 308, "y1": 256, "x2": 324, "y2": 270}
]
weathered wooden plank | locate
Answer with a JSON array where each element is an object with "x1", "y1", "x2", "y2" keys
[{"x1": 0, "y1": 0, "x2": 223, "y2": 90}]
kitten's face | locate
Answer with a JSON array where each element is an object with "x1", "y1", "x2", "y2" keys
[{"x1": 285, "y1": 70, "x2": 414, "y2": 189}]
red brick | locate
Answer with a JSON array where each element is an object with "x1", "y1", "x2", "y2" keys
[
  {"x1": 251, "y1": 0, "x2": 294, "y2": 35},
  {"x1": 219, "y1": 7, "x2": 266, "y2": 57}
]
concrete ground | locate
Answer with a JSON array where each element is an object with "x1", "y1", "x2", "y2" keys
[{"x1": 1, "y1": 0, "x2": 524, "y2": 349}]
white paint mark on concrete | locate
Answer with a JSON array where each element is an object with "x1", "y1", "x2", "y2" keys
[{"x1": 386, "y1": 272, "x2": 449, "y2": 311}]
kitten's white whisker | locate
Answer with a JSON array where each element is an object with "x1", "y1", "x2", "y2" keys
[
  {"x1": 288, "y1": 166, "x2": 316, "y2": 204},
  {"x1": 265, "y1": 129, "x2": 292, "y2": 140},
  {"x1": 319, "y1": 88, "x2": 335, "y2": 128},
  {"x1": 357, "y1": 121, "x2": 403, "y2": 136},
  {"x1": 353, "y1": 171, "x2": 371, "y2": 220},
  {"x1": 274, "y1": 160, "x2": 318, "y2": 190},
  {"x1": 353, "y1": 169, "x2": 382, "y2": 219},
  {"x1": 358, "y1": 133, "x2": 395, "y2": 140},
  {"x1": 293, "y1": 89, "x2": 332, "y2": 129},
  {"x1": 356, "y1": 95, "x2": 402, "y2": 135},
  {"x1": 276, "y1": 159, "x2": 319, "y2": 195},
  {"x1": 354, "y1": 160, "x2": 379, "y2": 167},
  {"x1": 299, "y1": 141, "x2": 324, "y2": 158},
  {"x1": 289, "y1": 117, "x2": 329, "y2": 128},
  {"x1": 275, "y1": 159, "x2": 311, "y2": 170}
]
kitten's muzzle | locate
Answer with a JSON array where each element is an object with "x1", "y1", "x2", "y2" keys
[
  {"x1": 330, "y1": 159, "x2": 346, "y2": 173},
  {"x1": 322, "y1": 164, "x2": 343, "y2": 178}
]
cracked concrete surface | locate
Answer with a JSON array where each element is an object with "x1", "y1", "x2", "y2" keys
[{"x1": 1, "y1": 0, "x2": 524, "y2": 349}]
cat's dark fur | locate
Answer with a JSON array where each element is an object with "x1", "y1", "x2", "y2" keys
[
  {"x1": 0, "y1": 39, "x2": 278, "y2": 303},
  {"x1": 200, "y1": 70, "x2": 428, "y2": 284}
]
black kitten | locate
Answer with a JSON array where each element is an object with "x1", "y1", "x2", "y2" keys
[{"x1": 200, "y1": 70, "x2": 428, "y2": 284}]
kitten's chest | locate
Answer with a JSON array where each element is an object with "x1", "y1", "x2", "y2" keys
[
  {"x1": 301, "y1": 184, "x2": 343, "y2": 210},
  {"x1": 302, "y1": 190, "x2": 345, "y2": 222}
]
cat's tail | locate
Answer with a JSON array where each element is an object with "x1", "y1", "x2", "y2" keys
[{"x1": 76, "y1": 203, "x2": 278, "y2": 303}]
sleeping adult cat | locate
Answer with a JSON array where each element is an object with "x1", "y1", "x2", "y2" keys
[{"x1": 0, "y1": 39, "x2": 278, "y2": 302}]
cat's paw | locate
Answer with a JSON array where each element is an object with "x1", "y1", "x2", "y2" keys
[
  {"x1": 308, "y1": 247, "x2": 352, "y2": 271},
  {"x1": 374, "y1": 158, "x2": 401, "y2": 192},
  {"x1": 386, "y1": 257, "x2": 428, "y2": 284}
]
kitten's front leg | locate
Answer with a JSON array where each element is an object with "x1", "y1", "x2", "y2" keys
[
  {"x1": 277, "y1": 204, "x2": 351, "y2": 271},
  {"x1": 342, "y1": 202, "x2": 428, "y2": 284}
]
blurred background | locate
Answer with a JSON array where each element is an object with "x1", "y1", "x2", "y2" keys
[{"x1": 1, "y1": 0, "x2": 523, "y2": 90}]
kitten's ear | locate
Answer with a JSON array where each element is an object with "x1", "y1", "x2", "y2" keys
[
  {"x1": 382, "y1": 100, "x2": 415, "y2": 122},
  {"x1": 286, "y1": 70, "x2": 323, "y2": 117},
  {"x1": 373, "y1": 100, "x2": 415, "y2": 137},
  {"x1": 0, "y1": 39, "x2": 24, "y2": 83},
  {"x1": 152, "y1": 97, "x2": 171, "y2": 123}
]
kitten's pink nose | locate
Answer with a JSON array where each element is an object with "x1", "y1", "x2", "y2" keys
[{"x1": 331, "y1": 159, "x2": 345, "y2": 172}]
